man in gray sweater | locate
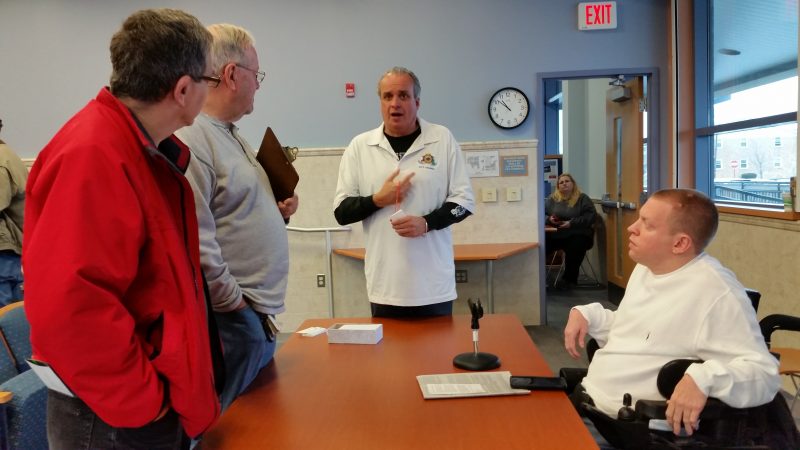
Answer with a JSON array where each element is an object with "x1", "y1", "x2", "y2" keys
[{"x1": 176, "y1": 23, "x2": 298, "y2": 411}]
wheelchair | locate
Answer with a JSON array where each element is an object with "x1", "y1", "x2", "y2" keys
[{"x1": 558, "y1": 291, "x2": 800, "y2": 449}]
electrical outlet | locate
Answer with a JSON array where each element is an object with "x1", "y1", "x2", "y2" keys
[
  {"x1": 316, "y1": 274, "x2": 326, "y2": 288},
  {"x1": 455, "y1": 269, "x2": 468, "y2": 283}
]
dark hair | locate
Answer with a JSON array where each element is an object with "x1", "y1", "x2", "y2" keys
[
  {"x1": 651, "y1": 189, "x2": 719, "y2": 252},
  {"x1": 109, "y1": 9, "x2": 211, "y2": 102}
]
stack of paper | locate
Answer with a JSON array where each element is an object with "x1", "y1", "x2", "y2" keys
[{"x1": 416, "y1": 371, "x2": 530, "y2": 399}]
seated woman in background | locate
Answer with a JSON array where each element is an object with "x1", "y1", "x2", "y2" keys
[{"x1": 545, "y1": 173, "x2": 596, "y2": 288}]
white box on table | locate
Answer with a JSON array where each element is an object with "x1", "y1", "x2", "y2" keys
[{"x1": 327, "y1": 323, "x2": 383, "y2": 345}]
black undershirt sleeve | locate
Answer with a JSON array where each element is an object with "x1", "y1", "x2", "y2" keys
[
  {"x1": 334, "y1": 195, "x2": 380, "y2": 225},
  {"x1": 423, "y1": 201, "x2": 472, "y2": 231},
  {"x1": 334, "y1": 198, "x2": 471, "y2": 231},
  {"x1": 336, "y1": 127, "x2": 471, "y2": 230}
]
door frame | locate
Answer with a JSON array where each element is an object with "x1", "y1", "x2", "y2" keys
[{"x1": 535, "y1": 67, "x2": 661, "y2": 326}]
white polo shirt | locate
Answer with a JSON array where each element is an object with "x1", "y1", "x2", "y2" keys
[{"x1": 334, "y1": 118, "x2": 475, "y2": 306}]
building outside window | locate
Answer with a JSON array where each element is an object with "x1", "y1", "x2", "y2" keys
[{"x1": 695, "y1": 0, "x2": 798, "y2": 209}]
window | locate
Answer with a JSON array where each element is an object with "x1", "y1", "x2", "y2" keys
[{"x1": 694, "y1": 0, "x2": 798, "y2": 210}]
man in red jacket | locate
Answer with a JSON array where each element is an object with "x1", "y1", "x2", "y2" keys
[{"x1": 24, "y1": 9, "x2": 222, "y2": 449}]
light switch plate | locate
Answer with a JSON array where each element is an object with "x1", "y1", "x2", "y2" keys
[
  {"x1": 506, "y1": 187, "x2": 521, "y2": 202},
  {"x1": 481, "y1": 188, "x2": 497, "y2": 202}
]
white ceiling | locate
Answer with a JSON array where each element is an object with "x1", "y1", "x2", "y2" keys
[{"x1": 712, "y1": 0, "x2": 798, "y2": 91}]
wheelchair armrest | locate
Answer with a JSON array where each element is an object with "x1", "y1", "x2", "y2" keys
[
  {"x1": 558, "y1": 367, "x2": 588, "y2": 395},
  {"x1": 635, "y1": 397, "x2": 746, "y2": 421},
  {"x1": 657, "y1": 359, "x2": 702, "y2": 398},
  {"x1": 655, "y1": 359, "x2": 750, "y2": 420}
]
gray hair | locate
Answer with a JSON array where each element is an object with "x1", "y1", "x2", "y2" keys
[
  {"x1": 377, "y1": 66, "x2": 421, "y2": 99},
  {"x1": 109, "y1": 9, "x2": 211, "y2": 102},
  {"x1": 207, "y1": 23, "x2": 256, "y2": 73}
]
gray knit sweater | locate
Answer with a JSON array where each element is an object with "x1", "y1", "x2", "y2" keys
[{"x1": 176, "y1": 114, "x2": 288, "y2": 315}]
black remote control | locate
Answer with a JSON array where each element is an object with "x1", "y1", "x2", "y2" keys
[{"x1": 510, "y1": 376, "x2": 568, "y2": 391}]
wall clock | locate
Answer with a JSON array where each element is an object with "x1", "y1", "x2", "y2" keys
[{"x1": 488, "y1": 87, "x2": 529, "y2": 129}]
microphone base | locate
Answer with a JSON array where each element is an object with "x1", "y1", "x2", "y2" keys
[{"x1": 453, "y1": 352, "x2": 501, "y2": 371}]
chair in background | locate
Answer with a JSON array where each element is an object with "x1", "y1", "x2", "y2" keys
[
  {"x1": 545, "y1": 249, "x2": 566, "y2": 287},
  {"x1": 546, "y1": 213, "x2": 604, "y2": 288},
  {"x1": 760, "y1": 313, "x2": 800, "y2": 412},
  {"x1": 0, "y1": 302, "x2": 47, "y2": 450},
  {"x1": 578, "y1": 255, "x2": 601, "y2": 287},
  {"x1": 576, "y1": 213, "x2": 604, "y2": 287}
]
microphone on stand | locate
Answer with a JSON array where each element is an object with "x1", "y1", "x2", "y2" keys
[{"x1": 453, "y1": 298, "x2": 500, "y2": 371}]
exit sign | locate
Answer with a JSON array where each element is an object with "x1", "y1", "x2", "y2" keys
[{"x1": 578, "y1": 1, "x2": 617, "y2": 30}]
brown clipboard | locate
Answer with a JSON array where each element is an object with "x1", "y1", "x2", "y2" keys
[{"x1": 255, "y1": 127, "x2": 299, "y2": 201}]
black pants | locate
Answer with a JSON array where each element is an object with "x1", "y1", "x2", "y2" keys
[
  {"x1": 370, "y1": 300, "x2": 453, "y2": 318},
  {"x1": 47, "y1": 390, "x2": 189, "y2": 450},
  {"x1": 545, "y1": 233, "x2": 593, "y2": 284}
]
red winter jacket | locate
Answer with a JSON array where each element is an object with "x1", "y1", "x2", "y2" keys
[{"x1": 24, "y1": 88, "x2": 220, "y2": 437}]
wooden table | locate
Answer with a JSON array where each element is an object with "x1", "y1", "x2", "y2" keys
[
  {"x1": 201, "y1": 314, "x2": 596, "y2": 450},
  {"x1": 333, "y1": 243, "x2": 538, "y2": 313}
]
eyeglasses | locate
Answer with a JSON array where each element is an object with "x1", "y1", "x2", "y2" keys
[
  {"x1": 235, "y1": 64, "x2": 265, "y2": 84},
  {"x1": 199, "y1": 75, "x2": 221, "y2": 88}
]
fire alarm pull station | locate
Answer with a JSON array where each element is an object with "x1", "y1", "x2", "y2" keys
[{"x1": 345, "y1": 83, "x2": 355, "y2": 98}]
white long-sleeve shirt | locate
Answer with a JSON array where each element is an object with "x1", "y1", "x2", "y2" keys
[{"x1": 576, "y1": 253, "x2": 780, "y2": 417}]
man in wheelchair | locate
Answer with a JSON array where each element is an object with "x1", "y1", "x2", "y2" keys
[{"x1": 563, "y1": 189, "x2": 796, "y2": 449}]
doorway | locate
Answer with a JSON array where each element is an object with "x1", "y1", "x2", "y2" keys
[{"x1": 536, "y1": 68, "x2": 660, "y2": 326}]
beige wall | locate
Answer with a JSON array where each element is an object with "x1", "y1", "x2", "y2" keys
[
  {"x1": 708, "y1": 214, "x2": 800, "y2": 392},
  {"x1": 708, "y1": 214, "x2": 800, "y2": 348},
  {"x1": 283, "y1": 140, "x2": 541, "y2": 331}
]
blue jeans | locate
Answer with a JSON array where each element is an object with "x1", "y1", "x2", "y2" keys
[
  {"x1": 214, "y1": 307, "x2": 275, "y2": 411},
  {"x1": 47, "y1": 390, "x2": 189, "y2": 450},
  {"x1": 0, "y1": 251, "x2": 22, "y2": 306}
]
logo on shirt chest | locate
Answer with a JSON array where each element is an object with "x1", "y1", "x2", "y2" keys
[{"x1": 417, "y1": 153, "x2": 437, "y2": 170}]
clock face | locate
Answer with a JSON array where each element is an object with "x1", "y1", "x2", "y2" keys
[{"x1": 488, "y1": 87, "x2": 529, "y2": 129}]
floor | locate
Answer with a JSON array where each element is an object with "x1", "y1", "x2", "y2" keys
[{"x1": 526, "y1": 282, "x2": 617, "y2": 374}]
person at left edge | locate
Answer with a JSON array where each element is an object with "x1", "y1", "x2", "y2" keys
[
  {"x1": 23, "y1": 8, "x2": 220, "y2": 449},
  {"x1": 0, "y1": 118, "x2": 27, "y2": 306}
]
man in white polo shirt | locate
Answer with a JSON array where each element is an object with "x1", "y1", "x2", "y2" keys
[{"x1": 334, "y1": 66, "x2": 474, "y2": 318}]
